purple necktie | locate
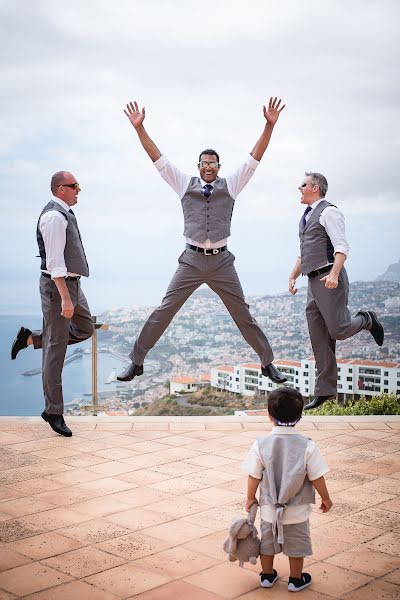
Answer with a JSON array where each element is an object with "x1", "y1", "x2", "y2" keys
[
  {"x1": 202, "y1": 184, "x2": 213, "y2": 198},
  {"x1": 301, "y1": 206, "x2": 312, "y2": 228}
]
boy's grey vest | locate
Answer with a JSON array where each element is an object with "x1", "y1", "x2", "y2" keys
[
  {"x1": 258, "y1": 432, "x2": 315, "y2": 544},
  {"x1": 37, "y1": 201, "x2": 89, "y2": 277},
  {"x1": 299, "y1": 200, "x2": 335, "y2": 275},
  {"x1": 181, "y1": 178, "x2": 235, "y2": 243}
]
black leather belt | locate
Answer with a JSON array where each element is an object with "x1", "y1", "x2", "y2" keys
[
  {"x1": 186, "y1": 243, "x2": 227, "y2": 255},
  {"x1": 307, "y1": 264, "x2": 333, "y2": 278},
  {"x1": 41, "y1": 273, "x2": 81, "y2": 281}
]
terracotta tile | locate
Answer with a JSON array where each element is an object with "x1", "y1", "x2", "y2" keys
[
  {"x1": 184, "y1": 487, "x2": 245, "y2": 507},
  {"x1": 315, "y1": 422, "x2": 354, "y2": 430},
  {"x1": 309, "y1": 533, "x2": 352, "y2": 560},
  {"x1": 42, "y1": 545, "x2": 126, "y2": 577},
  {"x1": 77, "y1": 476, "x2": 137, "y2": 495},
  {"x1": 123, "y1": 440, "x2": 171, "y2": 453},
  {"x1": 69, "y1": 495, "x2": 132, "y2": 517},
  {"x1": 90, "y1": 446, "x2": 140, "y2": 460},
  {"x1": 364, "y1": 532, "x2": 400, "y2": 557},
  {"x1": 110, "y1": 486, "x2": 173, "y2": 508},
  {"x1": 0, "y1": 562, "x2": 72, "y2": 596},
  {"x1": 350, "y1": 429, "x2": 397, "y2": 439},
  {"x1": 66, "y1": 440, "x2": 116, "y2": 452},
  {"x1": 8, "y1": 531, "x2": 82, "y2": 560},
  {"x1": 0, "y1": 542, "x2": 31, "y2": 571},
  {"x1": 214, "y1": 461, "x2": 245, "y2": 475},
  {"x1": 94, "y1": 423, "x2": 133, "y2": 431},
  {"x1": 86, "y1": 460, "x2": 139, "y2": 476},
  {"x1": 310, "y1": 499, "x2": 365, "y2": 525},
  {"x1": 45, "y1": 468, "x2": 104, "y2": 485},
  {"x1": 379, "y1": 497, "x2": 400, "y2": 513},
  {"x1": 305, "y1": 562, "x2": 373, "y2": 596},
  {"x1": 0, "y1": 486, "x2": 24, "y2": 502},
  {"x1": 215, "y1": 435, "x2": 258, "y2": 447},
  {"x1": 311, "y1": 519, "x2": 385, "y2": 544},
  {"x1": 160, "y1": 435, "x2": 203, "y2": 447},
  {"x1": 169, "y1": 423, "x2": 205, "y2": 431},
  {"x1": 326, "y1": 546, "x2": 400, "y2": 577},
  {"x1": 324, "y1": 469, "x2": 375, "y2": 493},
  {"x1": 147, "y1": 496, "x2": 212, "y2": 518},
  {"x1": 362, "y1": 440, "x2": 400, "y2": 454},
  {"x1": 128, "y1": 430, "x2": 173, "y2": 440},
  {"x1": 149, "y1": 476, "x2": 209, "y2": 495},
  {"x1": 95, "y1": 531, "x2": 174, "y2": 559},
  {"x1": 235, "y1": 582, "x2": 331, "y2": 599},
  {"x1": 133, "y1": 423, "x2": 170, "y2": 431},
  {"x1": 384, "y1": 568, "x2": 400, "y2": 585},
  {"x1": 0, "y1": 516, "x2": 50, "y2": 542},
  {"x1": 345, "y1": 507, "x2": 400, "y2": 530},
  {"x1": 58, "y1": 517, "x2": 131, "y2": 544},
  {"x1": 205, "y1": 423, "x2": 243, "y2": 431},
  {"x1": 135, "y1": 546, "x2": 220, "y2": 579},
  {"x1": 328, "y1": 433, "x2": 370, "y2": 447},
  {"x1": 388, "y1": 470, "x2": 400, "y2": 480},
  {"x1": 115, "y1": 469, "x2": 171, "y2": 487},
  {"x1": 144, "y1": 460, "x2": 209, "y2": 479},
  {"x1": 187, "y1": 469, "x2": 239, "y2": 486},
  {"x1": 84, "y1": 563, "x2": 171, "y2": 596},
  {"x1": 373, "y1": 454, "x2": 400, "y2": 468},
  {"x1": 183, "y1": 530, "x2": 227, "y2": 561},
  {"x1": 24, "y1": 579, "x2": 121, "y2": 599},
  {"x1": 361, "y1": 476, "x2": 400, "y2": 495},
  {"x1": 184, "y1": 454, "x2": 234, "y2": 468},
  {"x1": 184, "y1": 562, "x2": 259, "y2": 598},
  {"x1": 143, "y1": 517, "x2": 214, "y2": 545},
  {"x1": 219, "y1": 478, "x2": 247, "y2": 494},
  {"x1": 0, "y1": 496, "x2": 58, "y2": 517},
  {"x1": 335, "y1": 486, "x2": 396, "y2": 506},
  {"x1": 104, "y1": 507, "x2": 175, "y2": 531},
  {"x1": 55, "y1": 453, "x2": 109, "y2": 468},
  {"x1": 351, "y1": 422, "x2": 392, "y2": 430},
  {"x1": 30, "y1": 447, "x2": 81, "y2": 459},
  {"x1": 187, "y1": 431, "x2": 227, "y2": 440},
  {"x1": 0, "y1": 589, "x2": 17, "y2": 599},
  {"x1": 34, "y1": 486, "x2": 100, "y2": 507},
  {"x1": 183, "y1": 505, "x2": 242, "y2": 532},
  {"x1": 351, "y1": 460, "x2": 400, "y2": 476},
  {"x1": 114, "y1": 453, "x2": 169, "y2": 470},
  {"x1": 5, "y1": 477, "x2": 64, "y2": 496},
  {"x1": 131, "y1": 579, "x2": 225, "y2": 600},
  {"x1": 342, "y1": 579, "x2": 400, "y2": 599}
]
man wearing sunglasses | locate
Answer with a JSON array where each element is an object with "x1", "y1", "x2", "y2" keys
[
  {"x1": 11, "y1": 172, "x2": 94, "y2": 436},
  {"x1": 288, "y1": 173, "x2": 384, "y2": 410},
  {"x1": 117, "y1": 98, "x2": 287, "y2": 385}
]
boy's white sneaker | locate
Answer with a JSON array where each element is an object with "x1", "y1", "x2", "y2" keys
[
  {"x1": 260, "y1": 569, "x2": 278, "y2": 588},
  {"x1": 288, "y1": 572, "x2": 312, "y2": 592}
]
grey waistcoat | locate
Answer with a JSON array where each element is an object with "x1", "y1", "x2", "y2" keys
[
  {"x1": 258, "y1": 432, "x2": 315, "y2": 543},
  {"x1": 299, "y1": 200, "x2": 335, "y2": 275},
  {"x1": 37, "y1": 201, "x2": 89, "y2": 277},
  {"x1": 181, "y1": 177, "x2": 235, "y2": 243}
]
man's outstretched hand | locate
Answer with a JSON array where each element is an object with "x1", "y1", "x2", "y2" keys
[
  {"x1": 124, "y1": 101, "x2": 145, "y2": 128},
  {"x1": 263, "y1": 97, "x2": 285, "y2": 126}
]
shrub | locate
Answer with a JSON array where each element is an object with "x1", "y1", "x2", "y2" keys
[{"x1": 306, "y1": 393, "x2": 400, "y2": 416}]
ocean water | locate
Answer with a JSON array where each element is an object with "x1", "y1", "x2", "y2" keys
[{"x1": 0, "y1": 316, "x2": 128, "y2": 416}]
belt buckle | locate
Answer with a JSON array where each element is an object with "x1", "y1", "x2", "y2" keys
[
  {"x1": 204, "y1": 248, "x2": 212, "y2": 256},
  {"x1": 212, "y1": 248, "x2": 220, "y2": 255}
]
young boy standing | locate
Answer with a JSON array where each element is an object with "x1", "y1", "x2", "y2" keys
[{"x1": 242, "y1": 387, "x2": 332, "y2": 592}]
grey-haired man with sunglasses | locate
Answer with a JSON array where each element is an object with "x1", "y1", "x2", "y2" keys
[
  {"x1": 11, "y1": 171, "x2": 94, "y2": 436},
  {"x1": 117, "y1": 98, "x2": 287, "y2": 385}
]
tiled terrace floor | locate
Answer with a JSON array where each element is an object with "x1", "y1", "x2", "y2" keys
[{"x1": 0, "y1": 416, "x2": 399, "y2": 599}]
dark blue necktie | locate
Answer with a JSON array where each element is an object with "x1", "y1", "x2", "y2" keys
[
  {"x1": 301, "y1": 206, "x2": 312, "y2": 228},
  {"x1": 202, "y1": 184, "x2": 213, "y2": 198}
]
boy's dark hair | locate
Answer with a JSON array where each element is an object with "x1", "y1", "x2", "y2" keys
[
  {"x1": 267, "y1": 387, "x2": 304, "y2": 424},
  {"x1": 198, "y1": 148, "x2": 220, "y2": 163}
]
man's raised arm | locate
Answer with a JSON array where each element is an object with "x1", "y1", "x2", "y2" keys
[
  {"x1": 250, "y1": 97, "x2": 285, "y2": 162},
  {"x1": 124, "y1": 101, "x2": 161, "y2": 162}
]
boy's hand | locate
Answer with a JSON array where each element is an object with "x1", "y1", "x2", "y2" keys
[
  {"x1": 319, "y1": 497, "x2": 333, "y2": 513},
  {"x1": 245, "y1": 498, "x2": 257, "y2": 512}
]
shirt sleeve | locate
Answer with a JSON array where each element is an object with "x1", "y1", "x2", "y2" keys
[
  {"x1": 39, "y1": 211, "x2": 68, "y2": 279},
  {"x1": 154, "y1": 154, "x2": 191, "y2": 199},
  {"x1": 305, "y1": 440, "x2": 330, "y2": 481},
  {"x1": 241, "y1": 440, "x2": 264, "y2": 479},
  {"x1": 225, "y1": 154, "x2": 259, "y2": 199},
  {"x1": 319, "y1": 206, "x2": 350, "y2": 257}
]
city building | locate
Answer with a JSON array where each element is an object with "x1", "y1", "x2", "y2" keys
[{"x1": 170, "y1": 376, "x2": 198, "y2": 395}]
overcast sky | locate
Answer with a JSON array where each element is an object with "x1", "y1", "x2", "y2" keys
[{"x1": 0, "y1": 0, "x2": 399, "y2": 315}]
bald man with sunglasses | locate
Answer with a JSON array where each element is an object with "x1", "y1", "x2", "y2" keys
[
  {"x1": 11, "y1": 171, "x2": 94, "y2": 437},
  {"x1": 117, "y1": 97, "x2": 288, "y2": 385}
]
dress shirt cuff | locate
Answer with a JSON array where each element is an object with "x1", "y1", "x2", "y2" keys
[
  {"x1": 246, "y1": 154, "x2": 259, "y2": 169},
  {"x1": 333, "y1": 245, "x2": 349, "y2": 257},
  {"x1": 50, "y1": 268, "x2": 68, "y2": 279},
  {"x1": 154, "y1": 154, "x2": 168, "y2": 171}
]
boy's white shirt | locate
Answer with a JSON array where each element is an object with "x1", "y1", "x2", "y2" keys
[{"x1": 241, "y1": 427, "x2": 329, "y2": 524}]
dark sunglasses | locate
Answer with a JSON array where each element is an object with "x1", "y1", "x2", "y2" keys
[{"x1": 58, "y1": 182, "x2": 80, "y2": 190}]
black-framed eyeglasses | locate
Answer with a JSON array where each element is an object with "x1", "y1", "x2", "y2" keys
[
  {"x1": 300, "y1": 183, "x2": 308, "y2": 188},
  {"x1": 198, "y1": 161, "x2": 220, "y2": 169},
  {"x1": 58, "y1": 182, "x2": 80, "y2": 190}
]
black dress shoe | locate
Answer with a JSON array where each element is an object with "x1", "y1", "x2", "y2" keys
[
  {"x1": 11, "y1": 327, "x2": 32, "y2": 360},
  {"x1": 367, "y1": 311, "x2": 384, "y2": 346},
  {"x1": 117, "y1": 363, "x2": 144, "y2": 382},
  {"x1": 261, "y1": 363, "x2": 287, "y2": 384},
  {"x1": 304, "y1": 395, "x2": 336, "y2": 410},
  {"x1": 41, "y1": 411, "x2": 72, "y2": 437}
]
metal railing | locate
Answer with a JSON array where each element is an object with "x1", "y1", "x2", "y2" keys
[{"x1": 80, "y1": 317, "x2": 109, "y2": 416}]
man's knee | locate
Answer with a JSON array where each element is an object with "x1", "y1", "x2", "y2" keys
[{"x1": 328, "y1": 324, "x2": 348, "y2": 341}]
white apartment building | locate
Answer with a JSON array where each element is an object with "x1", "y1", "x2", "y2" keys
[
  {"x1": 170, "y1": 376, "x2": 198, "y2": 395},
  {"x1": 211, "y1": 359, "x2": 400, "y2": 399}
]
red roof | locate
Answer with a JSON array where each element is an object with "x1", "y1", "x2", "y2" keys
[
  {"x1": 216, "y1": 366, "x2": 235, "y2": 373},
  {"x1": 171, "y1": 376, "x2": 198, "y2": 384}
]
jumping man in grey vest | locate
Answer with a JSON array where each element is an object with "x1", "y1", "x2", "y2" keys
[
  {"x1": 11, "y1": 172, "x2": 94, "y2": 436},
  {"x1": 117, "y1": 98, "x2": 287, "y2": 384},
  {"x1": 289, "y1": 172, "x2": 384, "y2": 410}
]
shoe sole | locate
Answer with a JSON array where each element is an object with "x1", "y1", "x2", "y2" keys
[
  {"x1": 41, "y1": 412, "x2": 72, "y2": 437},
  {"x1": 288, "y1": 581, "x2": 311, "y2": 592},
  {"x1": 261, "y1": 578, "x2": 277, "y2": 588},
  {"x1": 11, "y1": 327, "x2": 28, "y2": 360}
]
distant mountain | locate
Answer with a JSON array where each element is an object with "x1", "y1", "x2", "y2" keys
[{"x1": 376, "y1": 259, "x2": 400, "y2": 282}]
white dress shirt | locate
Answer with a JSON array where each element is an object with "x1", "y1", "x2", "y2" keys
[
  {"x1": 39, "y1": 198, "x2": 79, "y2": 279},
  {"x1": 154, "y1": 154, "x2": 259, "y2": 249},
  {"x1": 242, "y1": 427, "x2": 329, "y2": 524},
  {"x1": 303, "y1": 198, "x2": 350, "y2": 259}
]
